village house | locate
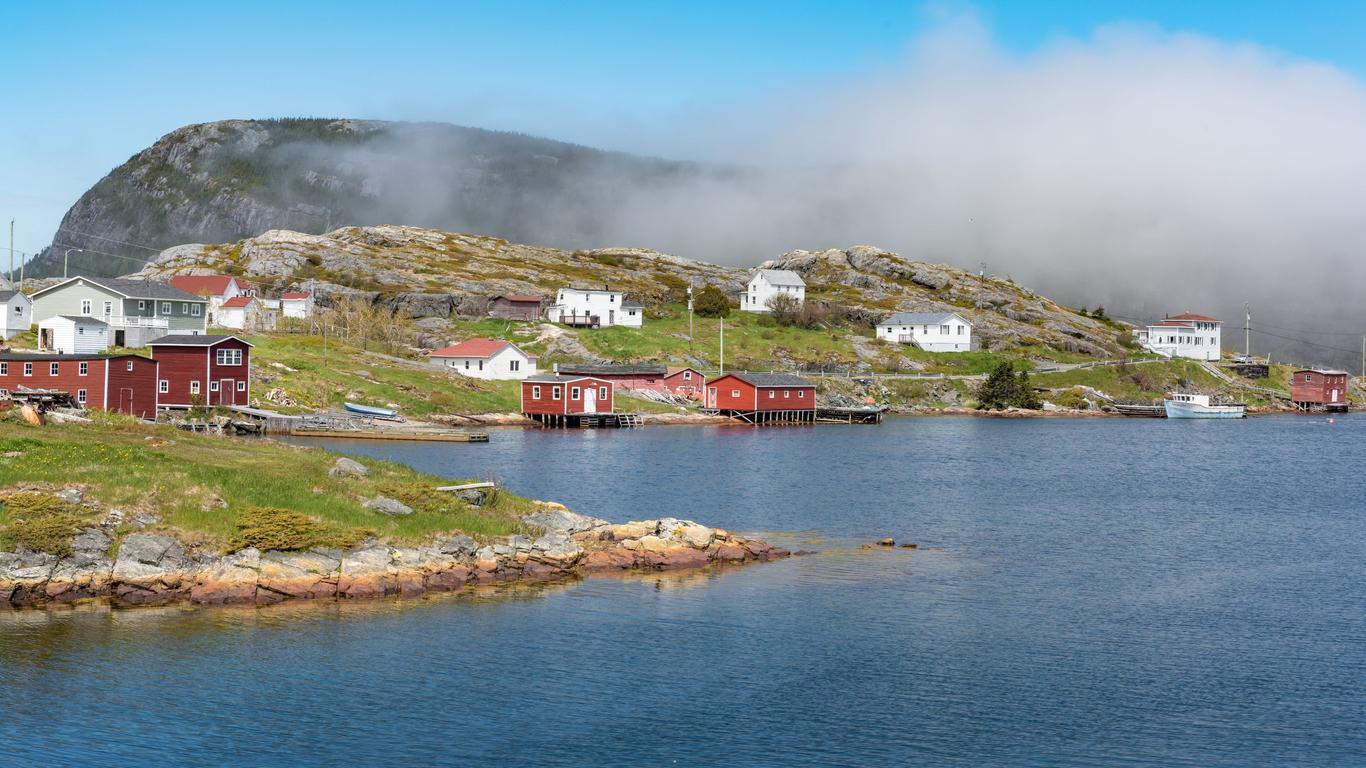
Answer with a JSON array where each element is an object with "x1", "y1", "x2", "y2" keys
[
  {"x1": 1136, "y1": 313, "x2": 1223, "y2": 361},
  {"x1": 704, "y1": 372, "x2": 816, "y2": 423},
  {"x1": 741, "y1": 269, "x2": 806, "y2": 313},
  {"x1": 548, "y1": 287, "x2": 644, "y2": 328},
  {"x1": 29, "y1": 276, "x2": 209, "y2": 348},
  {"x1": 1291, "y1": 369, "x2": 1350, "y2": 411},
  {"x1": 278, "y1": 292, "x2": 313, "y2": 320},
  {"x1": 520, "y1": 373, "x2": 615, "y2": 426},
  {"x1": 38, "y1": 316, "x2": 109, "y2": 354},
  {"x1": 553, "y1": 363, "x2": 667, "y2": 390},
  {"x1": 0, "y1": 352, "x2": 159, "y2": 418},
  {"x1": 488, "y1": 294, "x2": 543, "y2": 322},
  {"x1": 876, "y1": 312, "x2": 973, "y2": 352},
  {"x1": 662, "y1": 366, "x2": 705, "y2": 397},
  {"x1": 427, "y1": 338, "x2": 537, "y2": 380},
  {"x1": 215, "y1": 295, "x2": 278, "y2": 331},
  {"x1": 147, "y1": 334, "x2": 253, "y2": 407},
  {"x1": 0, "y1": 290, "x2": 32, "y2": 340},
  {"x1": 168, "y1": 275, "x2": 257, "y2": 324}
]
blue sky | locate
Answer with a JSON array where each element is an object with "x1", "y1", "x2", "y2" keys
[{"x1": 4, "y1": 0, "x2": 1366, "y2": 261}]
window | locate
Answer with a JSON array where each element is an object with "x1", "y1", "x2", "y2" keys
[
  {"x1": 958, "y1": 325, "x2": 965, "y2": 335},
  {"x1": 683, "y1": 371, "x2": 692, "y2": 380},
  {"x1": 478, "y1": 360, "x2": 484, "y2": 371},
  {"x1": 1305, "y1": 373, "x2": 1313, "y2": 382},
  {"x1": 571, "y1": 386, "x2": 581, "y2": 400},
  {"x1": 159, "y1": 380, "x2": 169, "y2": 393},
  {"x1": 78, "y1": 327, "x2": 84, "y2": 335},
  {"x1": 191, "y1": 304, "x2": 201, "y2": 317},
  {"x1": 532, "y1": 385, "x2": 542, "y2": 399},
  {"x1": 464, "y1": 360, "x2": 470, "y2": 370},
  {"x1": 210, "y1": 381, "x2": 220, "y2": 392},
  {"x1": 190, "y1": 381, "x2": 200, "y2": 395},
  {"x1": 797, "y1": 390, "x2": 806, "y2": 398},
  {"x1": 0, "y1": 389, "x2": 7, "y2": 397},
  {"x1": 12, "y1": 305, "x2": 21, "y2": 315},
  {"x1": 23, "y1": 363, "x2": 31, "y2": 376},
  {"x1": 509, "y1": 360, "x2": 520, "y2": 372},
  {"x1": 49, "y1": 362, "x2": 59, "y2": 376},
  {"x1": 181, "y1": 303, "x2": 189, "y2": 313},
  {"x1": 138, "y1": 300, "x2": 146, "y2": 311},
  {"x1": 0, "y1": 363, "x2": 6, "y2": 375},
  {"x1": 769, "y1": 390, "x2": 775, "y2": 399},
  {"x1": 236, "y1": 381, "x2": 246, "y2": 392},
  {"x1": 77, "y1": 389, "x2": 87, "y2": 404},
  {"x1": 126, "y1": 361, "x2": 133, "y2": 371},
  {"x1": 80, "y1": 299, "x2": 92, "y2": 315},
  {"x1": 161, "y1": 302, "x2": 171, "y2": 313},
  {"x1": 784, "y1": 390, "x2": 790, "y2": 398},
  {"x1": 731, "y1": 389, "x2": 740, "y2": 397},
  {"x1": 552, "y1": 386, "x2": 562, "y2": 400},
  {"x1": 216, "y1": 348, "x2": 242, "y2": 366},
  {"x1": 599, "y1": 386, "x2": 608, "y2": 400},
  {"x1": 103, "y1": 300, "x2": 112, "y2": 315},
  {"x1": 941, "y1": 325, "x2": 950, "y2": 334},
  {"x1": 78, "y1": 362, "x2": 88, "y2": 376}
]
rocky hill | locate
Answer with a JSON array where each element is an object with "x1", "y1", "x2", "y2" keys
[
  {"x1": 31, "y1": 118, "x2": 712, "y2": 278},
  {"x1": 133, "y1": 225, "x2": 1131, "y2": 357}
]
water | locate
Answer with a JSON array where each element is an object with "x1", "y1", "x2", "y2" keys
[{"x1": 3, "y1": 416, "x2": 1364, "y2": 766}]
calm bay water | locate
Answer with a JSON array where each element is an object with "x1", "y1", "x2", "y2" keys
[{"x1": 2, "y1": 415, "x2": 1364, "y2": 766}]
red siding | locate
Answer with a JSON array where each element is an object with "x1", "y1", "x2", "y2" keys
[
  {"x1": 150, "y1": 339, "x2": 251, "y2": 407},
  {"x1": 662, "y1": 368, "x2": 704, "y2": 396},
  {"x1": 705, "y1": 374, "x2": 815, "y2": 412},
  {"x1": 753, "y1": 385, "x2": 814, "y2": 411},
  {"x1": 706, "y1": 375, "x2": 757, "y2": 411},
  {"x1": 0, "y1": 355, "x2": 158, "y2": 418},
  {"x1": 520, "y1": 377, "x2": 614, "y2": 415},
  {"x1": 1291, "y1": 371, "x2": 1349, "y2": 405}
]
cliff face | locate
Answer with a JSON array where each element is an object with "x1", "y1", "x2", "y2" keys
[
  {"x1": 32, "y1": 118, "x2": 702, "y2": 278},
  {"x1": 135, "y1": 225, "x2": 1131, "y2": 357}
]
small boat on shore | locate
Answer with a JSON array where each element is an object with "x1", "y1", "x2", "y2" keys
[
  {"x1": 1163, "y1": 393, "x2": 1246, "y2": 419},
  {"x1": 344, "y1": 402, "x2": 402, "y2": 420}
]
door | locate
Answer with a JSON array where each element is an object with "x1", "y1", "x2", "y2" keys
[
  {"x1": 1331, "y1": 388, "x2": 1339, "y2": 403},
  {"x1": 114, "y1": 330, "x2": 126, "y2": 347},
  {"x1": 583, "y1": 386, "x2": 597, "y2": 414},
  {"x1": 608, "y1": 309, "x2": 615, "y2": 326},
  {"x1": 708, "y1": 386, "x2": 717, "y2": 409},
  {"x1": 39, "y1": 328, "x2": 53, "y2": 351},
  {"x1": 118, "y1": 388, "x2": 133, "y2": 416},
  {"x1": 219, "y1": 379, "x2": 236, "y2": 406}
]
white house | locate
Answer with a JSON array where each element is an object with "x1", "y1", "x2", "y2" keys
[
  {"x1": 0, "y1": 290, "x2": 32, "y2": 340},
  {"x1": 877, "y1": 312, "x2": 973, "y2": 352},
  {"x1": 38, "y1": 315, "x2": 109, "y2": 355},
  {"x1": 1137, "y1": 313, "x2": 1222, "y2": 361},
  {"x1": 428, "y1": 338, "x2": 538, "y2": 380},
  {"x1": 741, "y1": 269, "x2": 806, "y2": 312},
  {"x1": 168, "y1": 275, "x2": 257, "y2": 325},
  {"x1": 548, "y1": 287, "x2": 643, "y2": 328},
  {"x1": 215, "y1": 296, "x2": 277, "y2": 331},
  {"x1": 29, "y1": 276, "x2": 208, "y2": 348},
  {"x1": 279, "y1": 291, "x2": 313, "y2": 319}
]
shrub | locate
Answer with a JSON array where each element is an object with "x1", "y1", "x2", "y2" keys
[
  {"x1": 693, "y1": 284, "x2": 732, "y2": 318},
  {"x1": 0, "y1": 492, "x2": 87, "y2": 557},
  {"x1": 231, "y1": 506, "x2": 371, "y2": 552}
]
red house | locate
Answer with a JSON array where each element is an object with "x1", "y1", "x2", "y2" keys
[
  {"x1": 705, "y1": 372, "x2": 817, "y2": 424},
  {"x1": 1291, "y1": 369, "x2": 1350, "y2": 410},
  {"x1": 662, "y1": 366, "x2": 705, "y2": 398},
  {"x1": 148, "y1": 334, "x2": 253, "y2": 407},
  {"x1": 0, "y1": 353, "x2": 160, "y2": 419},
  {"x1": 553, "y1": 363, "x2": 666, "y2": 390},
  {"x1": 520, "y1": 374, "x2": 615, "y2": 426}
]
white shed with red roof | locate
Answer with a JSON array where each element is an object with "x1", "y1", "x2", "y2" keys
[{"x1": 428, "y1": 338, "x2": 537, "y2": 380}]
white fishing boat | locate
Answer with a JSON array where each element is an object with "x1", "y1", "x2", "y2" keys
[{"x1": 1163, "y1": 393, "x2": 1246, "y2": 419}]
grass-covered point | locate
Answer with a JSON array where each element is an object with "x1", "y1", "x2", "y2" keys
[{"x1": 0, "y1": 414, "x2": 538, "y2": 555}]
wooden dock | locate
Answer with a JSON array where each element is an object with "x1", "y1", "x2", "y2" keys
[
  {"x1": 288, "y1": 429, "x2": 489, "y2": 442},
  {"x1": 816, "y1": 405, "x2": 888, "y2": 424},
  {"x1": 526, "y1": 412, "x2": 642, "y2": 429}
]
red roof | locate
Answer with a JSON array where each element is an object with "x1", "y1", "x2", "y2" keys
[
  {"x1": 1165, "y1": 312, "x2": 1220, "y2": 323},
  {"x1": 281, "y1": 292, "x2": 311, "y2": 300},
  {"x1": 220, "y1": 296, "x2": 254, "y2": 309},
  {"x1": 169, "y1": 275, "x2": 238, "y2": 296},
  {"x1": 428, "y1": 338, "x2": 514, "y2": 358}
]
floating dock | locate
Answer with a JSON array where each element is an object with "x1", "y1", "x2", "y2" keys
[{"x1": 816, "y1": 405, "x2": 888, "y2": 424}]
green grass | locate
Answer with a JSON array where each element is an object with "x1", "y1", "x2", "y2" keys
[
  {"x1": 1032, "y1": 360, "x2": 1229, "y2": 401},
  {"x1": 0, "y1": 414, "x2": 537, "y2": 552}
]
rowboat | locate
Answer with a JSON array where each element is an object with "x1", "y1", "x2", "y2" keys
[
  {"x1": 343, "y1": 402, "x2": 401, "y2": 419},
  {"x1": 1163, "y1": 393, "x2": 1246, "y2": 419}
]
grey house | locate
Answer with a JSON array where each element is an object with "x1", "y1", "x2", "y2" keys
[{"x1": 29, "y1": 276, "x2": 209, "y2": 348}]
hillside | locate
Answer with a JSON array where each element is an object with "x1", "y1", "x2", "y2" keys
[
  {"x1": 133, "y1": 224, "x2": 1133, "y2": 364},
  {"x1": 30, "y1": 118, "x2": 713, "y2": 278}
]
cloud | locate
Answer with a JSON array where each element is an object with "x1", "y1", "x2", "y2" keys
[{"x1": 596, "y1": 11, "x2": 1366, "y2": 365}]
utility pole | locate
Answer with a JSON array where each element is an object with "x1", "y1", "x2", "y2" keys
[
  {"x1": 14, "y1": 220, "x2": 22, "y2": 291},
  {"x1": 719, "y1": 317, "x2": 724, "y2": 375},
  {"x1": 1360, "y1": 334, "x2": 1364, "y2": 379},
  {"x1": 64, "y1": 248, "x2": 83, "y2": 279},
  {"x1": 687, "y1": 282, "x2": 694, "y2": 356},
  {"x1": 7, "y1": 219, "x2": 13, "y2": 288},
  {"x1": 1244, "y1": 302, "x2": 1251, "y2": 360}
]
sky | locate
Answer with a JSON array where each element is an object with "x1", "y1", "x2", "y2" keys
[{"x1": 6, "y1": 1, "x2": 1366, "y2": 366}]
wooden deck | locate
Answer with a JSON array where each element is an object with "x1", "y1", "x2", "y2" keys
[
  {"x1": 816, "y1": 405, "x2": 888, "y2": 424},
  {"x1": 525, "y1": 412, "x2": 641, "y2": 428},
  {"x1": 289, "y1": 429, "x2": 489, "y2": 442}
]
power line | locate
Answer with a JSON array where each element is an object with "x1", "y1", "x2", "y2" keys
[
  {"x1": 49, "y1": 242, "x2": 154, "y2": 267},
  {"x1": 54, "y1": 227, "x2": 167, "y2": 253}
]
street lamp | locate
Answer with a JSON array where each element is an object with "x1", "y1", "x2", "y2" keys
[{"x1": 64, "y1": 248, "x2": 84, "y2": 279}]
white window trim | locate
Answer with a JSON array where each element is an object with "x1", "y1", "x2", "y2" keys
[
  {"x1": 531, "y1": 385, "x2": 542, "y2": 399},
  {"x1": 552, "y1": 386, "x2": 562, "y2": 400},
  {"x1": 161, "y1": 301, "x2": 172, "y2": 314},
  {"x1": 159, "y1": 380, "x2": 169, "y2": 394},
  {"x1": 78, "y1": 362, "x2": 88, "y2": 376},
  {"x1": 236, "y1": 381, "x2": 246, "y2": 392},
  {"x1": 49, "y1": 362, "x2": 59, "y2": 376},
  {"x1": 77, "y1": 389, "x2": 87, "y2": 404},
  {"x1": 571, "y1": 386, "x2": 581, "y2": 400},
  {"x1": 190, "y1": 381, "x2": 200, "y2": 395}
]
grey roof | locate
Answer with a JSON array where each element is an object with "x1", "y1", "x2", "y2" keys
[
  {"x1": 556, "y1": 363, "x2": 666, "y2": 376},
  {"x1": 0, "y1": 290, "x2": 24, "y2": 302},
  {"x1": 0, "y1": 352, "x2": 142, "y2": 361},
  {"x1": 523, "y1": 373, "x2": 614, "y2": 383},
  {"x1": 37, "y1": 275, "x2": 206, "y2": 302},
  {"x1": 147, "y1": 334, "x2": 251, "y2": 347},
  {"x1": 879, "y1": 312, "x2": 966, "y2": 326},
  {"x1": 621, "y1": 301, "x2": 644, "y2": 309},
  {"x1": 50, "y1": 315, "x2": 108, "y2": 326},
  {"x1": 717, "y1": 372, "x2": 815, "y2": 387},
  {"x1": 753, "y1": 269, "x2": 805, "y2": 286}
]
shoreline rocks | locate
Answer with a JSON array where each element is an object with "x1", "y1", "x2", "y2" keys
[{"x1": 1, "y1": 502, "x2": 788, "y2": 610}]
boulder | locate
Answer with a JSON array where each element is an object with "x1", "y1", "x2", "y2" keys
[
  {"x1": 365, "y1": 496, "x2": 413, "y2": 516},
  {"x1": 54, "y1": 488, "x2": 84, "y2": 506},
  {"x1": 522, "y1": 505, "x2": 606, "y2": 535},
  {"x1": 454, "y1": 488, "x2": 487, "y2": 507},
  {"x1": 436, "y1": 534, "x2": 477, "y2": 557},
  {"x1": 329, "y1": 457, "x2": 369, "y2": 478},
  {"x1": 876, "y1": 538, "x2": 896, "y2": 547}
]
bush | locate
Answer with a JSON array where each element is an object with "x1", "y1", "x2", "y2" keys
[
  {"x1": 693, "y1": 284, "x2": 732, "y2": 318},
  {"x1": 0, "y1": 492, "x2": 87, "y2": 557},
  {"x1": 231, "y1": 506, "x2": 371, "y2": 552}
]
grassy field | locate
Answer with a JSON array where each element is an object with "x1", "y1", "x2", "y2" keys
[
  {"x1": 0, "y1": 414, "x2": 538, "y2": 554},
  {"x1": 1032, "y1": 360, "x2": 1244, "y2": 401}
]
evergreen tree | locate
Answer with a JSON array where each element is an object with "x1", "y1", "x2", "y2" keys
[
  {"x1": 1013, "y1": 368, "x2": 1042, "y2": 409},
  {"x1": 977, "y1": 361, "x2": 1018, "y2": 409},
  {"x1": 693, "y1": 284, "x2": 732, "y2": 318}
]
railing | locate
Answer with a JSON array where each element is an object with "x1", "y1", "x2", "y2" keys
[{"x1": 104, "y1": 315, "x2": 170, "y2": 328}]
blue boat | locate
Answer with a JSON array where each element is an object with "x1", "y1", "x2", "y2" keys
[{"x1": 344, "y1": 402, "x2": 401, "y2": 419}]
